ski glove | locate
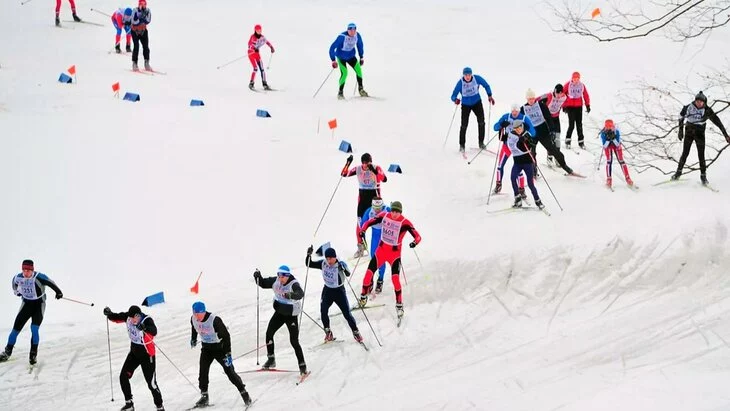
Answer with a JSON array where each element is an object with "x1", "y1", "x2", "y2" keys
[
  {"x1": 586, "y1": 105, "x2": 591, "y2": 113},
  {"x1": 409, "y1": 241, "x2": 417, "y2": 248},
  {"x1": 347, "y1": 155, "x2": 353, "y2": 163},
  {"x1": 454, "y1": 98, "x2": 460, "y2": 105},
  {"x1": 190, "y1": 338, "x2": 197, "y2": 349},
  {"x1": 270, "y1": 46, "x2": 275, "y2": 53},
  {"x1": 55, "y1": 292, "x2": 63, "y2": 300},
  {"x1": 253, "y1": 270, "x2": 262, "y2": 282},
  {"x1": 306, "y1": 245, "x2": 313, "y2": 256},
  {"x1": 488, "y1": 96, "x2": 495, "y2": 105},
  {"x1": 359, "y1": 58, "x2": 364, "y2": 66},
  {"x1": 337, "y1": 261, "x2": 349, "y2": 276},
  {"x1": 331, "y1": 61, "x2": 338, "y2": 69},
  {"x1": 678, "y1": 128, "x2": 684, "y2": 141},
  {"x1": 500, "y1": 120, "x2": 510, "y2": 128},
  {"x1": 368, "y1": 164, "x2": 377, "y2": 174},
  {"x1": 223, "y1": 353, "x2": 233, "y2": 367},
  {"x1": 135, "y1": 321, "x2": 146, "y2": 331},
  {"x1": 103, "y1": 306, "x2": 112, "y2": 316}
]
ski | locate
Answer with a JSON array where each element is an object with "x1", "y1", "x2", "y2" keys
[
  {"x1": 606, "y1": 184, "x2": 615, "y2": 192},
  {"x1": 63, "y1": 20, "x2": 104, "y2": 27},
  {"x1": 348, "y1": 303, "x2": 386, "y2": 312},
  {"x1": 652, "y1": 179, "x2": 681, "y2": 187},
  {"x1": 702, "y1": 183, "x2": 719, "y2": 192},
  {"x1": 239, "y1": 368, "x2": 298, "y2": 374},
  {"x1": 296, "y1": 371, "x2": 311, "y2": 386},
  {"x1": 487, "y1": 205, "x2": 540, "y2": 214},
  {"x1": 146, "y1": 69, "x2": 166, "y2": 75},
  {"x1": 131, "y1": 69, "x2": 153, "y2": 75},
  {"x1": 565, "y1": 172, "x2": 587, "y2": 178},
  {"x1": 245, "y1": 399, "x2": 258, "y2": 410},
  {"x1": 55, "y1": 24, "x2": 74, "y2": 30},
  {"x1": 358, "y1": 341, "x2": 370, "y2": 351},
  {"x1": 460, "y1": 151, "x2": 467, "y2": 160},
  {"x1": 185, "y1": 403, "x2": 215, "y2": 410},
  {"x1": 397, "y1": 313, "x2": 404, "y2": 328}
]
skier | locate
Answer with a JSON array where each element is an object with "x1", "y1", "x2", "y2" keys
[
  {"x1": 190, "y1": 301, "x2": 253, "y2": 408},
  {"x1": 329, "y1": 22, "x2": 368, "y2": 99},
  {"x1": 357, "y1": 201, "x2": 421, "y2": 320},
  {"x1": 55, "y1": 0, "x2": 81, "y2": 27},
  {"x1": 507, "y1": 120, "x2": 544, "y2": 209},
  {"x1": 112, "y1": 7, "x2": 133, "y2": 54},
  {"x1": 671, "y1": 91, "x2": 730, "y2": 184},
  {"x1": 451, "y1": 67, "x2": 496, "y2": 153},
  {"x1": 341, "y1": 153, "x2": 387, "y2": 257},
  {"x1": 600, "y1": 119, "x2": 633, "y2": 188},
  {"x1": 563, "y1": 72, "x2": 591, "y2": 149},
  {"x1": 253, "y1": 266, "x2": 308, "y2": 376},
  {"x1": 103, "y1": 305, "x2": 164, "y2": 411},
  {"x1": 359, "y1": 196, "x2": 390, "y2": 293},
  {"x1": 305, "y1": 246, "x2": 364, "y2": 343},
  {"x1": 537, "y1": 84, "x2": 568, "y2": 166},
  {"x1": 130, "y1": 0, "x2": 152, "y2": 72},
  {"x1": 522, "y1": 88, "x2": 576, "y2": 176},
  {"x1": 247, "y1": 24, "x2": 275, "y2": 90},
  {"x1": 492, "y1": 104, "x2": 535, "y2": 195},
  {"x1": 0, "y1": 260, "x2": 63, "y2": 365}
]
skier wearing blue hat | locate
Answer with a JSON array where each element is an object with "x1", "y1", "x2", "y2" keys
[
  {"x1": 253, "y1": 266, "x2": 307, "y2": 377},
  {"x1": 451, "y1": 67, "x2": 495, "y2": 154},
  {"x1": 329, "y1": 22, "x2": 368, "y2": 99},
  {"x1": 111, "y1": 7, "x2": 134, "y2": 53},
  {"x1": 190, "y1": 301, "x2": 252, "y2": 408}
]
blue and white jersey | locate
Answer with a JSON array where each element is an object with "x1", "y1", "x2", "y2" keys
[
  {"x1": 361, "y1": 206, "x2": 391, "y2": 232},
  {"x1": 272, "y1": 278, "x2": 302, "y2": 316},
  {"x1": 12, "y1": 272, "x2": 58, "y2": 301},
  {"x1": 507, "y1": 130, "x2": 532, "y2": 157},
  {"x1": 600, "y1": 128, "x2": 622, "y2": 147},
  {"x1": 321, "y1": 260, "x2": 349, "y2": 289},
  {"x1": 493, "y1": 112, "x2": 537, "y2": 136},
  {"x1": 329, "y1": 32, "x2": 364, "y2": 61},
  {"x1": 451, "y1": 75, "x2": 492, "y2": 106}
]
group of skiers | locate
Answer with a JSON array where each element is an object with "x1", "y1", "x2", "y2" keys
[{"x1": 108, "y1": 1, "x2": 152, "y2": 72}]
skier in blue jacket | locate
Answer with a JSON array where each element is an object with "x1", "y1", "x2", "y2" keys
[
  {"x1": 329, "y1": 22, "x2": 368, "y2": 99},
  {"x1": 491, "y1": 105, "x2": 536, "y2": 195},
  {"x1": 451, "y1": 67, "x2": 496, "y2": 153},
  {"x1": 359, "y1": 197, "x2": 390, "y2": 293}
]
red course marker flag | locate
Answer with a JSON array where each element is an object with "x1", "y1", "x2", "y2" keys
[
  {"x1": 68, "y1": 65, "x2": 76, "y2": 75},
  {"x1": 328, "y1": 119, "x2": 337, "y2": 129},
  {"x1": 190, "y1": 271, "x2": 203, "y2": 294},
  {"x1": 112, "y1": 82, "x2": 120, "y2": 92}
]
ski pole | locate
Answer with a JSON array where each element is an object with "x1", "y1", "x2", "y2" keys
[
  {"x1": 256, "y1": 276, "x2": 260, "y2": 365},
  {"x1": 412, "y1": 248, "x2": 424, "y2": 272},
  {"x1": 313, "y1": 156, "x2": 353, "y2": 238},
  {"x1": 312, "y1": 68, "x2": 335, "y2": 99},
  {"x1": 62, "y1": 297, "x2": 95, "y2": 306},
  {"x1": 298, "y1": 264, "x2": 311, "y2": 329},
  {"x1": 342, "y1": 260, "x2": 383, "y2": 347},
  {"x1": 20, "y1": 0, "x2": 34, "y2": 5},
  {"x1": 596, "y1": 148, "x2": 604, "y2": 171},
  {"x1": 106, "y1": 319, "x2": 114, "y2": 402},
  {"x1": 233, "y1": 342, "x2": 270, "y2": 361},
  {"x1": 467, "y1": 131, "x2": 499, "y2": 164},
  {"x1": 301, "y1": 310, "x2": 325, "y2": 331},
  {"x1": 90, "y1": 8, "x2": 111, "y2": 17},
  {"x1": 153, "y1": 342, "x2": 198, "y2": 392},
  {"x1": 266, "y1": 53, "x2": 273, "y2": 70},
  {"x1": 486, "y1": 138, "x2": 503, "y2": 205},
  {"x1": 401, "y1": 265, "x2": 408, "y2": 285},
  {"x1": 442, "y1": 105, "x2": 459, "y2": 148},
  {"x1": 216, "y1": 55, "x2": 246, "y2": 70},
  {"x1": 534, "y1": 162, "x2": 564, "y2": 211}
]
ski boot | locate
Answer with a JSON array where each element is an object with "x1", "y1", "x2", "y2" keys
[
  {"x1": 626, "y1": 176, "x2": 634, "y2": 186},
  {"x1": 132, "y1": 62, "x2": 139, "y2": 72},
  {"x1": 156, "y1": 406, "x2": 165, "y2": 411},
  {"x1": 115, "y1": 44, "x2": 122, "y2": 54},
  {"x1": 337, "y1": 90, "x2": 345, "y2": 100},
  {"x1": 72, "y1": 13, "x2": 82, "y2": 22},
  {"x1": 670, "y1": 172, "x2": 681, "y2": 181},
  {"x1": 194, "y1": 392, "x2": 209, "y2": 407},
  {"x1": 248, "y1": 81, "x2": 255, "y2": 90},
  {"x1": 535, "y1": 199, "x2": 545, "y2": 210},
  {"x1": 126, "y1": 44, "x2": 132, "y2": 53},
  {"x1": 241, "y1": 390, "x2": 252, "y2": 406},
  {"x1": 701, "y1": 174, "x2": 709, "y2": 185},
  {"x1": 144, "y1": 60, "x2": 152, "y2": 71},
  {"x1": 479, "y1": 142, "x2": 486, "y2": 150},
  {"x1": 546, "y1": 156, "x2": 554, "y2": 167},
  {"x1": 358, "y1": 294, "x2": 368, "y2": 308},
  {"x1": 606, "y1": 176, "x2": 613, "y2": 188},
  {"x1": 298, "y1": 362, "x2": 308, "y2": 376},
  {"x1": 518, "y1": 187, "x2": 527, "y2": 200},
  {"x1": 374, "y1": 280, "x2": 383, "y2": 294},
  {"x1": 261, "y1": 355, "x2": 276, "y2": 370},
  {"x1": 353, "y1": 329, "x2": 364, "y2": 343},
  {"x1": 120, "y1": 400, "x2": 134, "y2": 411},
  {"x1": 29, "y1": 345, "x2": 37, "y2": 366},
  {"x1": 0, "y1": 345, "x2": 12, "y2": 362},
  {"x1": 358, "y1": 87, "x2": 369, "y2": 97},
  {"x1": 262, "y1": 81, "x2": 271, "y2": 91},
  {"x1": 579, "y1": 142, "x2": 586, "y2": 150},
  {"x1": 396, "y1": 303, "x2": 404, "y2": 318},
  {"x1": 459, "y1": 146, "x2": 465, "y2": 154},
  {"x1": 55, "y1": 15, "x2": 60, "y2": 26},
  {"x1": 324, "y1": 328, "x2": 335, "y2": 342},
  {"x1": 565, "y1": 141, "x2": 571, "y2": 150},
  {"x1": 493, "y1": 181, "x2": 502, "y2": 194},
  {"x1": 512, "y1": 196, "x2": 523, "y2": 208}
]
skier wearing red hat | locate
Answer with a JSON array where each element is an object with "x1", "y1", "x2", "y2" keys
[
  {"x1": 563, "y1": 72, "x2": 591, "y2": 149},
  {"x1": 600, "y1": 119, "x2": 633, "y2": 189},
  {"x1": 131, "y1": 0, "x2": 152, "y2": 72},
  {"x1": 248, "y1": 24, "x2": 275, "y2": 90}
]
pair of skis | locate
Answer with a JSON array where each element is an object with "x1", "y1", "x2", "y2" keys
[
  {"x1": 239, "y1": 367, "x2": 312, "y2": 386},
  {"x1": 653, "y1": 179, "x2": 719, "y2": 192}
]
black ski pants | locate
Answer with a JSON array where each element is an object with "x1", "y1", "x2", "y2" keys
[
  {"x1": 265, "y1": 312, "x2": 305, "y2": 366},
  {"x1": 459, "y1": 100, "x2": 485, "y2": 148},
  {"x1": 120, "y1": 349, "x2": 163, "y2": 407},
  {"x1": 131, "y1": 29, "x2": 150, "y2": 63},
  {"x1": 676, "y1": 126, "x2": 707, "y2": 174},
  {"x1": 565, "y1": 106, "x2": 584, "y2": 144},
  {"x1": 198, "y1": 346, "x2": 246, "y2": 393},
  {"x1": 320, "y1": 286, "x2": 358, "y2": 331},
  {"x1": 535, "y1": 124, "x2": 572, "y2": 173}
]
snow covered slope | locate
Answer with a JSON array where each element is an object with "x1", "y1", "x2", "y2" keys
[{"x1": 1, "y1": 0, "x2": 730, "y2": 410}]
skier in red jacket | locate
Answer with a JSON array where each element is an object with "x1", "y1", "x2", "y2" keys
[
  {"x1": 247, "y1": 24, "x2": 275, "y2": 90},
  {"x1": 563, "y1": 72, "x2": 591, "y2": 149}
]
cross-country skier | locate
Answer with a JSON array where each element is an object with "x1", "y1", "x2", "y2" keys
[
  {"x1": 492, "y1": 104, "x2": 534, "y2": 195},
  {"x1": 131, "y1": 0, "x2": 152, "y2": 72},
  {"x1": 358, "y1": 201, "x2": 421, "y2": 320},
  {"x1": 451, "y1": 67, "x2": 496, "y2": 154},
  {"x1": 600, "y1": 119, "x2": 633, "y2": 188},
  {"x1": 341, "y1": 153, "x2": 387, "y2": 256},
  {"x1": 248, "y1": 24, "x2": 275, "y2": 90},
  {"x1": 55, "y1": 0, "x2": 81, "y2": 27},
  {"x1": 508, "y1": 120, "x2": 544, "y2": 209},
  {"x1": 537, "y1": 84, "x2": 568, "y2": 166},
  {"x1": 671, "y1": 91, "x2": 730, "y2": 185},
  {"x1": 112, "y1": 7, "x2": 133, "y2": 53},
  {"x1": 0, "y1": 260, "x2": 63, "y2": 365},
  {"x1": 190, "y1": 301, "x2": 253, "y2": 408},
  {"x1": 563, "y1": 72, "x2": 591, "y2": 149},
  {"x1": 103, "y1": 305, "x2": 164, "y2": 411},
  {"x1": 305, "y1": 246, "x2": 364, "y2": 343},
  {"x1": 522, "y1": 88, "x2": 576, "y2": 176},
  {"x1": 360, "y1": 196, "x2": 390, "y2": 293},
  {"x1": 329, "y1": 22, "x2": 368, "y2": 99},
  {"x1": 253, "y1": 266, "x2": 308, "y2": 377}
]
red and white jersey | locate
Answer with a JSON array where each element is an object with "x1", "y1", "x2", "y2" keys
[
  {"x1": 344, "y1": 164, "x2": 386, "y2": 192},
  {"x1": 248, "y1": 33, "x2": 273, "y2": 55},
  {"x1": 362, "y1": 211, "x2": 421, "y2": 248},
  {"x1": 563, "y1": 80, "x2": 590, "y2": 108},
  {"x1": 539, "y1": 92, "x2": 567, "y2": 117}
]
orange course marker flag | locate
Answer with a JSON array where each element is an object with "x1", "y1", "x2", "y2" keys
[
  {"x1": 112, "y1": 82, "x2": 120, "y2": 92},
  {"x1": 68, "y1": 65, "x2": 76, "y2": 75},
  {"x1": 328, "y1": 119, "x2": 337, "y2": 129},
  {"x1": 591, "y1": 8, "x2": 601, "y2": 18},
  {"x1": 190, "y1": 271, "x2": 203, "y2": 294}
]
